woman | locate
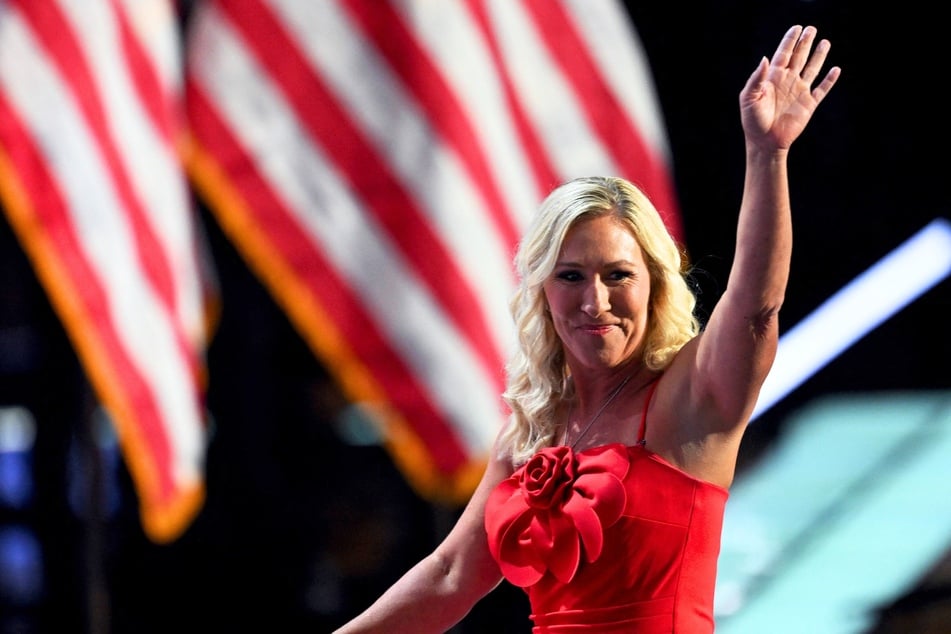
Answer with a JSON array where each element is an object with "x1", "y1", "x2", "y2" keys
[{"x1": 336, "y1": 24, "x2": 840, "y2": 633}]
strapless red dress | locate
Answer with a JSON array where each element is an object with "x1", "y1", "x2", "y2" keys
[{"x1": 485, "y1": 395, "x2": 728, "y2": 632}]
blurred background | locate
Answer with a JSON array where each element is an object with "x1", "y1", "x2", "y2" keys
[{"x1": 0, "y1": 1, "x2": 948, "y2": 633}]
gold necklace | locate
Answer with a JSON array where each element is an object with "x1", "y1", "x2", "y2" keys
[{"x1": 562, "y1": 374, "x2": 633, "y2": 448}]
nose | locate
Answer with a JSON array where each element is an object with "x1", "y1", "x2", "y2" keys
[{"x1": 581, "y1": 278, "x2": 610, "y2": 316}]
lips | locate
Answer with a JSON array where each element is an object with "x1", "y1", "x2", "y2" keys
[{"x1": 577, "y1": 323, "x2": 616, "y2": 334}]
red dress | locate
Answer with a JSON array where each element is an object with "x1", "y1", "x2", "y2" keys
[{"x1": 484, "y1": 385, "x2": 728, "y2": 633}]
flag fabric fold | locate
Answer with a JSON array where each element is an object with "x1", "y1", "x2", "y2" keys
[
  {"x1": 0, "y1": 0, "x2": 214, "y2": 542},
  {"x1": 184, "y1": 0, "x2": 680, "y2": 504}
]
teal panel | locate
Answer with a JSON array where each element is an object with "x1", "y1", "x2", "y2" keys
[{"x1": 715, "y1": 392, "x2": 951, "y2": 633}]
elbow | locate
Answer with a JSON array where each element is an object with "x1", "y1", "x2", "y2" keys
[
  {"x1": 745, "y1": 305, "x2": 780, "y2": 382},
  {"x1": 748, "y1": 302, "x2": 781, "y2": 340},
  {"x1": 429, "y1": 550, "x2": 501, "y2": 611},
  {"x1": 430, "y1": 550, "x2": 462, "y2": 596}
]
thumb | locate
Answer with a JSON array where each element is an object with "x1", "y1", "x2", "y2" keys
[{"x1": 740, "y1": 57, "x2": 769, "y2": 102}]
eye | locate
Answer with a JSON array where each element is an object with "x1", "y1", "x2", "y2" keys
[
  {"x1": 554, "y1": 269, "x2": 583, "y2": 282},
  {"x1": 607, "y1": 269, "x2": 635, "y2": 283}
]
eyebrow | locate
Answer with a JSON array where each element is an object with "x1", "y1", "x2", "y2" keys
[{"x1": 554, "y1": 259, "x2": 639, "y2": 268}]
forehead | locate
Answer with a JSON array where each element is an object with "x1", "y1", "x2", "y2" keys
[{"x1": 560, "y1": 214, "x2": 642, "y2": 259}]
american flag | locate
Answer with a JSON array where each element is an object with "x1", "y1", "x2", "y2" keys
[
  {"x1": 184, "y1": 0, "x2": 680, "y2": 504},
  {"x1": 0, "y1": 0, "x2": 213, "y2": 542}
]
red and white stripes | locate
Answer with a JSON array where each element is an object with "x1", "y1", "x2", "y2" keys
[
  {"x1": 185, "y1": 0, "x2": 679, "y2": 503},
  {"x1": 0, "y1": 0, "x2": 679, "y2": 534},
  {"x1": 0, "y1": 0, "x2": 212, "y2": 542}
]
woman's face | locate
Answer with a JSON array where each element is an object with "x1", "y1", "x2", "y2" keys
[{"x1": 543, "y1": 214, "x2": 651, "y2": 372}]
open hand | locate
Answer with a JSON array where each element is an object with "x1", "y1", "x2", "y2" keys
[{"x1": 740, "y1": 25, "x2": 841, "y2": 151}]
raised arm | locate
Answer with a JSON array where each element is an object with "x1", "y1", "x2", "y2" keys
[{"x1": 669, "y1": 26, "x2": 840, "y2": 484}]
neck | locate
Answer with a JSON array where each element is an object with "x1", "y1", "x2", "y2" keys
[{"x1": 563, "y1": 373, "x2": 633, "y2": 448}]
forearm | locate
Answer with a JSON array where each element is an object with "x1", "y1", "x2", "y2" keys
[
  {"x1": 335, "y1": 551, "x2": 494, "y2": 633},
  {"x1": 728, "y1": 146, "x2": 793, "y2": 317}
]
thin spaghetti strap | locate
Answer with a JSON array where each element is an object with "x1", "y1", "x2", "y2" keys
[{"x1": 637, "y1": 379, "x2": 661, "y2": 444}]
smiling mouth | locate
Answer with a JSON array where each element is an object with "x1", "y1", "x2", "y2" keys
[{"x1": 578, "y1": 324, "x2": 615, "y2": 335}]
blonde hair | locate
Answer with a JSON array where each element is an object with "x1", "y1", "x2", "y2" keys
[{"x1": 497, "y1": 176, "x2": 699, "y2": 464}]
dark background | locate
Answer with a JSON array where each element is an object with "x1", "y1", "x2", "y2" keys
[{"x1": 1, "y1": 1, "x2": 948, "y2": 632}]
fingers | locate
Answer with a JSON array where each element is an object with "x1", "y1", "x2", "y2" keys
[
  {"x1": 769, "y1": 25, "x2": 803, "y2": 68},
  {"x1": 787, "y1": 26, "x2": 817, "y2": 75},
  {"x1": 799, "y1": 35, "x2": 831, "y2": 85},
  {"x1": 811, "y1": 66, "x2": 842, "y2": 105},
  {"x1": 770, "y1": 25, "x2": 840, "y2": 99}
]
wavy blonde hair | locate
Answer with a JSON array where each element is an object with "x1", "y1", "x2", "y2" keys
[{"x1": 497, "y1": 176, "x2": 699, "y2": 464}]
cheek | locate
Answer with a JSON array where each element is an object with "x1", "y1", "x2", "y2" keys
[
  {"x1": 543, "y1": 285, "x2": 569, "y2": 315},
  {"x1": 543, "y1": 294, "x2": 573, "y2": 338},
  {"x1": 546, "y1": 307, "x2": 570, "y2": 336}
]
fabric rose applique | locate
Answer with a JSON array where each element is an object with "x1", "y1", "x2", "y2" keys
[{"x1": 485, "y1": 444, "x2": 630, "y2": 587}]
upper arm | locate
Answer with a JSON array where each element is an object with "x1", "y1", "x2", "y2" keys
[
  {"x1": 692, "y1": 285, "x2": 780, "y2": 429},
  {"x1": 430, "y1": 435, "x2": 511, "y2": 602}
]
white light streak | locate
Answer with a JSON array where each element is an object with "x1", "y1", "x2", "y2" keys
[{"x1": 752, "y1": 217, "x2": 951, "y2": 421}]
